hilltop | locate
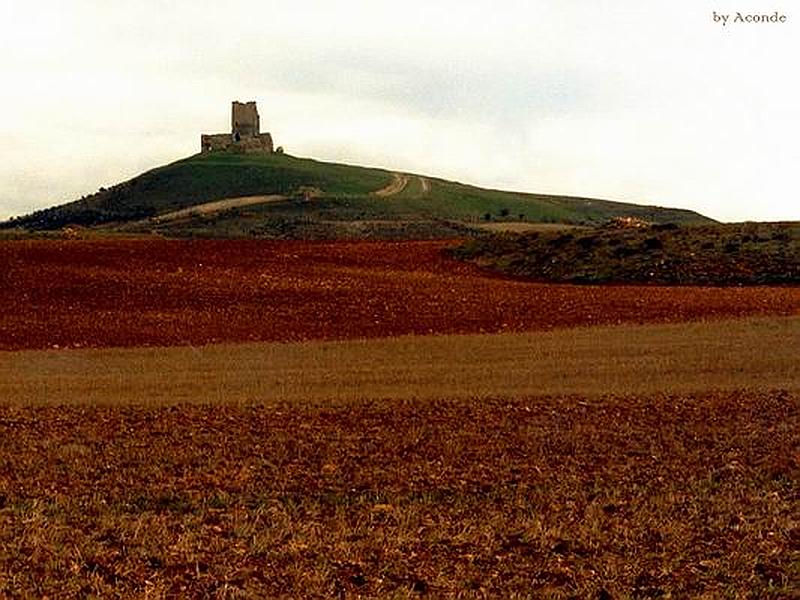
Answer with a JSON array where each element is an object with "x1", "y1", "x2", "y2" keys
[{"x1": 1, "y1": 152, "x2": 712, "y2": 239}]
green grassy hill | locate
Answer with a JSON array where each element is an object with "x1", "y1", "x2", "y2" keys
[{"x1": 2, "y1": 152, "x2": 714, "y2": 238}]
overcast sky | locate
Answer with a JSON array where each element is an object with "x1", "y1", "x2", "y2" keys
[{"x1": 1, "y1": 0, "x2": 797, "y2": 222}]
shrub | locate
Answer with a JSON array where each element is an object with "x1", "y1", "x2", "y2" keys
[
  {"x1": 724, "y1": 242, "x2": 740, "y2": 253},
  {"x1": 643, "y1": 237, "x2": 663, "y2": 250}
]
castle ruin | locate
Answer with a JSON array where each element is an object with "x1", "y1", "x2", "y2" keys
[{"x1": 201, "y1": 101, "x2": 274, "y2": 154}]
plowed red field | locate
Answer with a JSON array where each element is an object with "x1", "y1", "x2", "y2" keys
[
  {"x1": 2, "y1": 239, "x2": 798, "y2": 350},
  {"x1": 3, "y1": 239, "x2": 799, "y2": 598},
  {"x1": 1, "y1": 392, "x2": 797, "y2": 597}
]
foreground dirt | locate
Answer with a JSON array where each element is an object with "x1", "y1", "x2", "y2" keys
[
  {"x1": 2, "y1": 239, "x2": 799, "y2": 351},
  {"x1": 1, "y1": 391, "x2": 797, "y2": 597}
]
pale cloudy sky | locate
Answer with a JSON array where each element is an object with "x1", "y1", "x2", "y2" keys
[{"x1": 1, "y1": 0, "x2": 797, "y2": 222}]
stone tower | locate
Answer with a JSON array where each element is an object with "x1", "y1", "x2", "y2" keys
[
  {"x1": 232, "y1": 101, "x2": 260, "y2": 140},
  {"x1": 201, "y1": 101, "x2": 274, "y2": 153}
]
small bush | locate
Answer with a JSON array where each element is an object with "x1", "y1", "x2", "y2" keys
[
  {"x1": 614, "y1": 245, "x2": 638, "y2": 258},
  {"x1": 549, "y1": 234, "x2": 574, "y2": 247},
  {"x1": 724, "y1": 242, "x2": 740, "y2": 253},
  {"x1": 643, "y1": 237, "x2": 663, "y2": 250}
]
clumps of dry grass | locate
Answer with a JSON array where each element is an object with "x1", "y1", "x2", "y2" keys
[
  {"x1": 1, "y1": 390, "x2": 798, "y2": 597},
  {"x1": 453, "y1": 221, "x2": 800, "y2": 285}
]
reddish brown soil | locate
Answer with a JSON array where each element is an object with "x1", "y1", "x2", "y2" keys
[
  {"x1": 2, "y1": 239, "x2": 798, "y2": 350},
  {"x1": 1, "y1": 391, "x2": 797, "y2": 597}
]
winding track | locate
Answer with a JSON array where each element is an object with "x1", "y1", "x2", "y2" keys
[
  {"x1": 142, "y1": 171, "x2": 426, "y2": 225},
  {"x1": 373, "y1": 173, "x2": 409, "y2": 197},
  {"x1": 372, "y1": 174, "x2": 430, "y2": 198},
  {"x1": 151, "y1": 194, "x2": 286, "y2": 223},
  {"x1": 419, "y1": 176, "x2": 430, "y2": 195}
]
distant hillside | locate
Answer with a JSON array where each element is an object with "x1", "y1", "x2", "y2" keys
[
  {"x1": 1, "y1": 152, "x2": 714, "y2": 238},
  {"x1": 451, "y1": 222, "x2": 800, "y2": 285}
]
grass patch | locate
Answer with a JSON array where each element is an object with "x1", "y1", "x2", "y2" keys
[
  {"x1": 2, "y1": 152, "x2": 713, "y2": 236},
  {"x1": 2, "y1": 153, "x2": 393, "y2": 230}
]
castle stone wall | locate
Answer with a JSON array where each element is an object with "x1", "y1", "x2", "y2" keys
[
  {"x1": 201, "y1": 134, "x2": 234, "y2": 153},
  {"x1": 201, "y1": 101, "x2": 274, "y2": 154},
  {"x1": 232, "y1": 133, "x2": 273, "y2": 153},
  {"x1": 200, "y1": 133, "x2": 273, "y2": 154}
]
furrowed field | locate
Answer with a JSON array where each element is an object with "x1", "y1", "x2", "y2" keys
[
  {"x1": 2, "y1": 239, "x2": 798, "y2": 351},
  {"x1": 1, "y1": 239, "x2": 799, "y2": 598}
]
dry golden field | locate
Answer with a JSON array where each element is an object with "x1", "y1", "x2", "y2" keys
[
  {"x1": 1, "y1": 239, "x2": 798, "y2": 598},
  {"x1": 2, "y1": 317, "x2": 798, "y2": 406}
]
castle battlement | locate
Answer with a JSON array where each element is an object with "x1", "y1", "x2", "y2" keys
[{"x1": 201, "y1": 101, "x2": 274, "y2": 154}]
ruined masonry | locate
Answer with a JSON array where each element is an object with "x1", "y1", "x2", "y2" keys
[{"x1": 201, "y1": 101, "x2": 274, "y2": 154}]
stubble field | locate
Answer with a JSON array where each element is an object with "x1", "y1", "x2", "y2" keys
[{"x1": 1, "y1": 238, "x2": 799, "y2": 598}]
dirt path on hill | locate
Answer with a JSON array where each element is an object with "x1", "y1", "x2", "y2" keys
[
  {"x1": 373, "y1": 173, "x2": 409, "y2": 197},
  {"x1": 419, "y1": 176, "x2": 430, "y2": 195},
  {"x1": 152, "y1": 195, "x2": 286, "y2": 223}
]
